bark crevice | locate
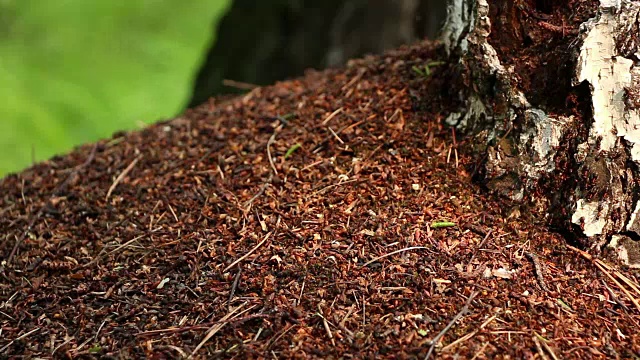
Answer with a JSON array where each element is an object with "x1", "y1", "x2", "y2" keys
[{"x1": 443, "y1": 0, "x2": 640, "y2": 260}]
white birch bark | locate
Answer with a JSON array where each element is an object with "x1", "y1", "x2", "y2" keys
[{"x1": 443, "y1": 0, "x2": 640, "y2": 266}]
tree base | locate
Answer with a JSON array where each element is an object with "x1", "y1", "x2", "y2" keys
[{"x1": 443, "y1": 0, "x2": 640, "y2": 263}]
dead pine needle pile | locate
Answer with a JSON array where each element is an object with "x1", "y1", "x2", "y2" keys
[{"x1": 1, "y1": 41, "x2": 639, "y2": 359}]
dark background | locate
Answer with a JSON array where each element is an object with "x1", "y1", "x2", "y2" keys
[{"x1": 190, "y1": 0, "x2": 447, "y2": 105}]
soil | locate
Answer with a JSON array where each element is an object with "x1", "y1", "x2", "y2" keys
[{"x1": 1, "y1": 41, "x2": 640, "y2": 359}]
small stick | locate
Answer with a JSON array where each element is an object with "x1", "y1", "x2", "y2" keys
[
  {"x1": 137, "y1": 312, "x2": 268, "y2": 337},
  {"x1": 362, "y1": 295, "x2": 366, "y2": 327},
  {"x1": 310, "y1": 179, "x2": 359, "y2": 197},
  {"x1": 266, "y1": 324, "x2": 298, "y2": 351},
  {"x1": 105, "y1": 154, "x2": 142, "y2": 201},
  {"x1": 441, "y1": 330, "x2": 477, "y2": 352},
  {"x1": 601, "y1": 280, "x2": 629, "y2": 311},
  {"x1": 470, "y1": 342, "x2": 489, "y2": 360},
  {"x1": 424, "y1": 291, "x2": 478, "y2": 360},
  {"x1": 167, "y1": 202, "x2": 179, "y2": 223},
  {"x1": 297, "y1": 275, "x2": 306, "y2": 307},
  {"x1": 301, "y1": 159, "x2": 323, "y2": 172},
  {"x1": 267, "y1": 131, "x2": 278, "y2": 175},
  {"x1": 223, "y1": 232, "x2": 272, "y2": 272},
  {"x1": 534, "y1": 332, "x2": 559, "y2": 360},
  {"x1": 0, "y1": 327, "x2": 40, "y2": 353},
  {"x1": 532, "y1": 335, "x2": 550, "y2": 360},
  {"x1": 341, "y1": 68, "x2": 365, "y2": 91},
  {"x1": 243, "y1": 175, "x2": 273, "y2": 210},
  {"x1": 322, "y1": 107, "x2": 343, "y2": 125},
  {"x1": 312, "y1": 120, "x2": 365, "y2": 153},
  {"x1": 568, "y1": 245, "x2": 640, "y2": 311},
  {"x1": 253, "y1": 327, "x2": 264, "y2": 342},
  {"x1": 595, "y1": 261, "x2": 640, "y2": 312},
  {"x1": 318, "y1": 304, "x2": 336, "y2": 346},
  {"x1": 189, "y1": 303, "x2": 247, "y2": 358},
  {"x1": 328, "y1": 127, "x2": 344, "y2": 144},
  {"x1": 451, "y1": 128, "x2": 459, "y2": 168},
  {"x1": 612, "y1": 269, "x2": 640, "y2": 297},
  {"x1": 228, "y1": 267, "x2": 242, "y2": 311},
  {"x1": 84, "y1": 234, "x2": 146, "y2": 268},
  {"x1": 362, "y1": 246, "x2": 428, "y2": 267},
  {"x1": 525, "y1": 252, "x2": 550, "y2": 292},
  {"x1": 340, "y1": 306, "x2": 355, "y2": 328},
  {"x1": 468, "y1": 230, "x2": 493, "y2": 266}
]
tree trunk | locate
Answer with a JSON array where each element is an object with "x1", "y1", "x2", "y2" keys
[
  {"x1": 189, "y1": 0, "x2": 447, "y2": 106},
  {"x1": 443, "y1": 0, "x2": 640, "y2": 265}
]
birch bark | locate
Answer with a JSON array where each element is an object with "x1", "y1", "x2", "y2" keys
[{"x1": 443, "y1": 0, "x2": 640, "y2": 266}]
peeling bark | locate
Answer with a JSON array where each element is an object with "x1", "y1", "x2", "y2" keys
[{"x1": 444, "y1": 0, "x2": 640, "y2": 262}]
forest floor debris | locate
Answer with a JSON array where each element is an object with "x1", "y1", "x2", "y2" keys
[{"x1": 1, "y1": 41, "x2": 639, "y2": 359}]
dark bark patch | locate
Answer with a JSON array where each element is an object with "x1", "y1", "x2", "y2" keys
[{"x1": 486, "y1": 0, "x2": 598, "y2": 113}]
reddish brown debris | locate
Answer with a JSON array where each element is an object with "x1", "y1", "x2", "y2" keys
[{"x1": 1, "y1": 41, "x2": 640, "y2": 359}]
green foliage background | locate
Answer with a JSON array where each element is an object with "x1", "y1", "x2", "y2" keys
[{"x1": 0, "y1": 0, "x2": 229, "y2": 177}]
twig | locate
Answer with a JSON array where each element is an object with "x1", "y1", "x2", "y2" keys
[
  {"x1": 267, "y1": 130, "x2": 278, "y2": 175},
  {"x1": 297, "y1": 275, "x2": 306, "y2": 307},
  {"x1": 243, "y1": 175, "x2": 273, "y2": 210},
  {"x1": 7, "y1": 144, "x2": 97, "y2": 265},
  {"x1": 341, "y1": 68, "x2": 365, "y2": 91},
  {"x1": 267, "y1": 137, "x2": 278, "y2": 175},
  {"x1": 189, "y1": 303, "x2": 247, "y2": 358},
  {"x1": 441, "y1": 311, "x2": 498, "y2": 353},
  {"x1": 0, "y1": 327, "x2": 40, "y2": 353},
  {"x1": 105, "y1": 154, "x2": 142, "y2": 201},
  {"x1": 441, "y1": 330, "x2": 477, "y2": 353},
  {"x1": 318, "y1": 304, "x2": 336, "y2": 346},
  {"x1": 137, "y1": 312, "x2": 269, "y2": 337},
  {"x1": 532, "y1": 334, "x2": 550, "y2": 360},
  {"x1": 228, "y1": 267, "x2": 242, "y2": 312},
  {"x1": 312, "y1": 120, "x2": 365, "y2": 153},
  {"x1": 595, "y1": 260, "x2": 640, "y2": 296},
  {"x1": 362, "y1": 246, "x2": 428, "y2": 267},
  {"x1": 467, "y1": 230, "x2": 493, "y2": 266},
  {"x1": 568, "y1": 245, "x2": 640, "y2": 312},
  {"x1": 424, "y1": 291, "x2": 478, "y2": 360},
  {"x1": 223, "y1": 232, "x2": 272, "y2": 272},
  {"x1": 525, "y1": 252, "x2": 550, "y2": 292},
  {"x1": 534, "y1": 332, "x2": 559, "y2": 360},
  {"x1": 310, "y1": 179, "x2": 360, "y2": 197},
  {"x1": 595, "y1": 261, "x2": 640, "y2": 312},
  {"x1": 322, "y1": 107, "x2": 343, "y2": 125},
  {"x1": 266, "y1": 324, "x2": 298, "y2": 351},
  {"x1": 52, "y1": 336, "x2": 74, "y2": 355},
  {"x1": 470, "y1": 342, "x2": 489, "y2": 360},
  {"x1": 328, "y1": 127, "x2": 344, "y2": 144},
  {"x1": 84, "y1": 234, "x2": 146, "y2": 268},
  {"x1": 602, "y1": 280, "x2": 629, "y2": 311}
]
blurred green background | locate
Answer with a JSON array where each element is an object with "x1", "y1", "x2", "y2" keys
[{"x1": 0, "y1": 0, "x2": 230, "y2": 177}]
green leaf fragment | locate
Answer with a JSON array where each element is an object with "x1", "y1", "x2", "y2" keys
[
  {"x1": 556, "y1": 298, "x2": 574, "y2": 312},
  {"x1": 431, "y1": 221, "x2": 456, "y2": 228},
  {"x1": 412, "y1": 60, "x2": 445, "y2": 78},
  {"x1": 284, "y1": 143, "x2": 302, "y2": 159}
]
